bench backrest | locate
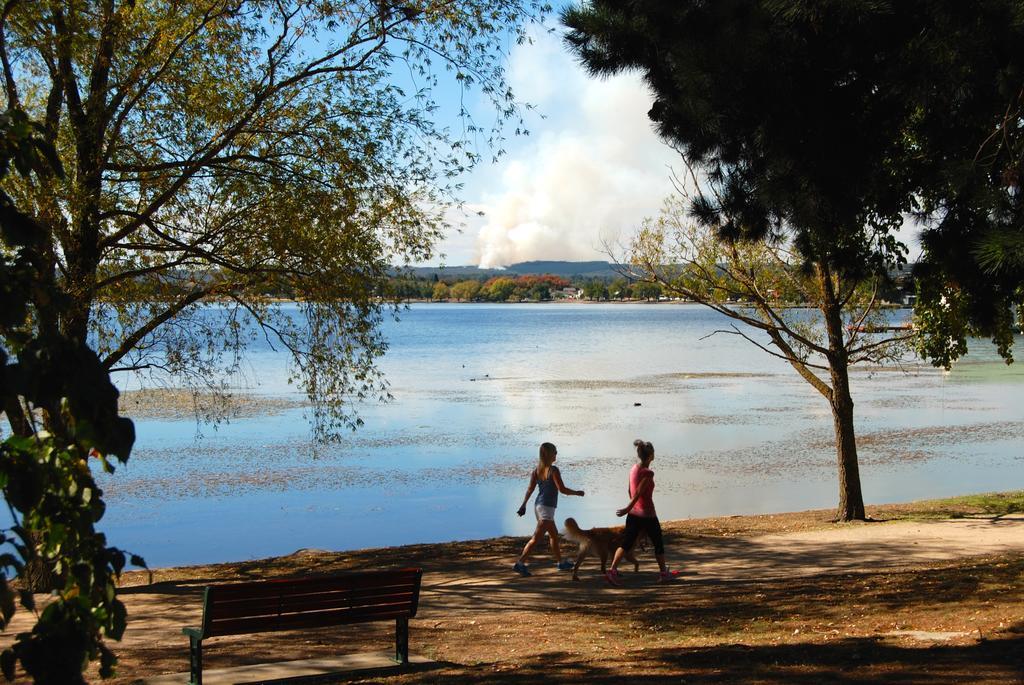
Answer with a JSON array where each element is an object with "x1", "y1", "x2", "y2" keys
[{"x1": 198, "y1": 568, "x2": 422, "y2": 638}]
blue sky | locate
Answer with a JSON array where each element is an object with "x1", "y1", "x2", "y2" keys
[{"x1": 426, "y1": 23, "x2": 682, "y2": 267}]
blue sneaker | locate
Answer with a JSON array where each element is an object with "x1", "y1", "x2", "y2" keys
[
  {"x1": 557, "y1": 559, "x2": 574, "y2": 571},
  {"x1": 513, "y1": 561, "x2": 531, "y2": 576}
]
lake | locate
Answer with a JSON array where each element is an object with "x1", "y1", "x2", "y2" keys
[{"x1": 96, "y1": 303, "x2": 1024, "y2": 567}]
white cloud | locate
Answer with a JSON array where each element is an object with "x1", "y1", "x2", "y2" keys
[{"x1": 436, "y1": 29, "x2": 681, "y2": 267}]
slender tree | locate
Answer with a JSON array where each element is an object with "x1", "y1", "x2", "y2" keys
[
  {"x1": 563, "y1": 0, "x2": 957, "y2": 520},
  {"x1": 631, "y1": 196, "x2": 911, "y2": 521}
]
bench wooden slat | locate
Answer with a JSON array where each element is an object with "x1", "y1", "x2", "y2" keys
[
  {"x1": 209, "y1": 580, "x2": 419, "y2": 599},
  {"x1": 205, "y1": 571, "x2": 420, "y2": 601},
  {"x1": 209, "y1": 581, "x2": 417, "y2": 602},
  {"x1": 207, "y1": 590, "x2": 417, "y2": 621},
  {"x1": 208, "y1": 584, "x2": 418, "y2": 610},
  {"x1": 206, "y1": 605, "x2": 415, "y2": 637}
]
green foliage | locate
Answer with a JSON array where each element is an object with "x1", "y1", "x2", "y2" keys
[
  {"x1": 377, "y1": 273, "x2": 571, "y2": 302},
  {"x1": 631, "y1": 280, "x2": 662, "y2": 301},
  {"x1": 972, "y1": 231, "x2": 1024, "y2": 276},
  {"x1": 0, "y1": 109, "x2": 143, "y2": 683},
  {"x1": 387, "y1": 277, "x2": 434, "y2": 300},
  {"x1": 609, "y1": 277, "x2": 629, "y2": 299},
  {"x1": 869, "y1": 2, "x2": 1024, "y2": 363},
  {"x1": 911, "y1": 279, "x2": 971, "y2": 369},
  {"x1": 581, "y1": 279, "x2": 608, "y2": 301}
]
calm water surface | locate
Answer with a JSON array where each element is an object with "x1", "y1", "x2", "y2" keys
[{"x1": 97, "y1": 303, "x2": 1024, "y2": 566}]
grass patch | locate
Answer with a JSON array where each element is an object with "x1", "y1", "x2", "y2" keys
[{"x1": 877, "y1": 491, "x2": 1024, "y2": 521}]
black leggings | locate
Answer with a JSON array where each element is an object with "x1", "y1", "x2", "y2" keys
[{"x1": 621, "y1": 514, "x2": 665, "y2": 556}]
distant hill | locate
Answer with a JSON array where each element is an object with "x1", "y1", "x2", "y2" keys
[
  {"x1": 404, "y1": 264, "x2": 505, "y2": 278},
  {"x1": 408, "y1": 260, "x2": 621, "y2": 280},
  {"x1": 505, "y1": 261, "x2": 620, "y2": 278}
]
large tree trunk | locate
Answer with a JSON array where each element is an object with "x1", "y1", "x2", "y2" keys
[
  {"x1": 819, "y1": 265, "x2": 867, "y2": 522},
  {"x1": 829, "y1": 365, "x2": 866, "y2": 521}
]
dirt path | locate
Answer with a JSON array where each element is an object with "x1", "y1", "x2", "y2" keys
[
  {"x1": 5, "y1": 513, "x2": 1024, "y2": 683},
  {"x1": 386, "y1": 515, "x2": 1024, "y2": 614},
  {"x1": 684, "y1": 515, "x2": 1024, "y2": 581}
]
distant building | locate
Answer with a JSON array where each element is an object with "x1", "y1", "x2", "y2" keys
[{"x1": 554, "y1": 287, "x2": 581, "y2": 299}]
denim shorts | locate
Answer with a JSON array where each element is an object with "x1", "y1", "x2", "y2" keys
[{"x1": 534, "y1": 504, "x2": 556, "y2": 522}]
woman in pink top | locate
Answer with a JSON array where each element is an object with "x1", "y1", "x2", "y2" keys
[{"x1": 605, "y1": 439, "x2": 674, "y2": 585}]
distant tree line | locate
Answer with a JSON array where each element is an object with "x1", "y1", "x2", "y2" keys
[
  {"x1": 117, "y1": 265, "x2": 916, "y2": 305},
  {"x1": 384, "y1": 267, "x2": 916, "y2": 304},
  {"x1": 387, "y1": 274, "x2": 572, "y2": 301},
  {"x1": 388, "y1": 272, "x2": 664, "y2": 302}
]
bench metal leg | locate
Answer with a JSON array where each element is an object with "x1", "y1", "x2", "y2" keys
[
  {"x1": 395, "y1": 617, "x2": 409, "y2": 665},
  {"x1": 188, "y1": 635, "x2": 203, "y2": 685}
]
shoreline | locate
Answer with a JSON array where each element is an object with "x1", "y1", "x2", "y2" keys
[
  {"x1": 400, "y1": 298, "x2": 913, "y2": 308},
  {"x1": 129, "y1": 297, "x2": 913, "y2": 308},
  {"x1": 118, "y1": 490, "x2": 1024, "y2": 581}
]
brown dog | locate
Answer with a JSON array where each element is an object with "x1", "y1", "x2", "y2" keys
[{"x1": 563, "y1": 517, "x2": 642, "y2": 581}]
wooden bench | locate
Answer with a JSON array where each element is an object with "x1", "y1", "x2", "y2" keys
[{"x1": 182, "y1": 567, "x2": 422, "y2": 685}]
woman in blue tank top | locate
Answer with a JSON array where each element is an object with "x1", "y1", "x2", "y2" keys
[{"x1": 513, "y1": 442, "x2": 585, "y2": 576}]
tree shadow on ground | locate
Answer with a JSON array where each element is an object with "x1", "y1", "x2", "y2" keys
[
  {"x1": 417, "y1": 530, "x2": 1024, "y2": 619},
  {"x1": 95, "y1": 521, "x2": 1024, "y2": 684},
  {"x1": 376, "y1": 635, "x2": 1024, "y2": 684}
]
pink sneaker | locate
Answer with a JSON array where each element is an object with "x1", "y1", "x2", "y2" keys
[
  {"x1": 658, "y1": 570, "x2": 680, "y2": 583},
  {"x1": 604, "y1": 568, "x2": 623, "y2": 586}
]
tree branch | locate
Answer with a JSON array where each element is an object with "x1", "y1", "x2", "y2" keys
[
  {"x1": 94, "y1": 256, "x2": 198, "y2": 290},
  {"x1": 0, "y1": 0, "x2": 21, "y2": 108},
  {"x1": 102, "y1": 285, "x2": 214, "y2": 369},
  {"x1": 843, "y1": 279, "x2": 879, "y2": 351},
  {"x1": 229, "y1": 295, "x2": 307, "y2": 358},
  {"x1": 847, "y1": 330, "x2": 914, "y2": 359},
  {"x1": 51, "y1": 6, "x2": 86, "y2": 134},
  {"x1": 700, "y1": 325, "x2": 831, "y2": 371},
  {"x1": 767, "y1": 326, "x2": 833, "y2": 400}
]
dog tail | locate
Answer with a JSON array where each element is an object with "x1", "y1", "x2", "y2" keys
[{"x1": 563, "y1": 517, "x2": 585, "y2": 543}]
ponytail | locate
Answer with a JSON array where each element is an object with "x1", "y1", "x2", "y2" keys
[{"x1": 633, "y1": 439, "x2": 654, "y2": 465}]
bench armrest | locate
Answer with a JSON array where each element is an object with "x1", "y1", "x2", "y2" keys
[{"x1": 183, "y1": 627, "x2": 204, "y2": 639}]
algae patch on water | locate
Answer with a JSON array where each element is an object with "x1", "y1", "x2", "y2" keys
[{"x1": 120, "y1": 388, "x2": 304, "y2": 420}]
